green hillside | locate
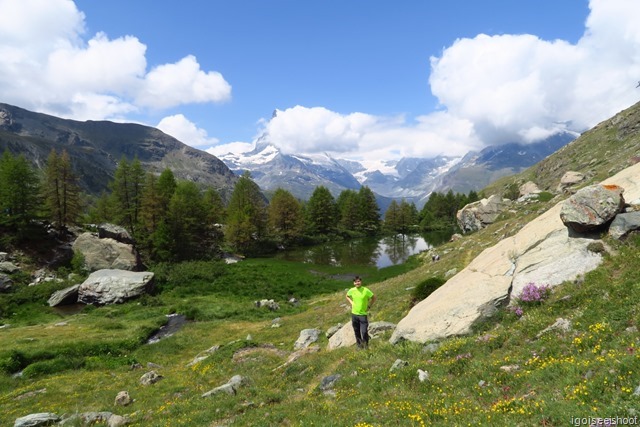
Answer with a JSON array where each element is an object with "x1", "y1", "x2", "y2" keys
[{"x1": 2, "y1": 102, "x2": 640, "y2": 426}]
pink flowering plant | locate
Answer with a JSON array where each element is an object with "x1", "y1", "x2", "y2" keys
[
  {"x1": 518, "y1": 282, "x2": 552, "y2": 304},
  {"x1": 510, "y1": 282, "x2": 552, "y2": 317}
]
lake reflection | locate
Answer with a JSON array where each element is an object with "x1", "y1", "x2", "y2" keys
[{"x1": 276, "y1": 234, "x2": 434, "y2": 268}]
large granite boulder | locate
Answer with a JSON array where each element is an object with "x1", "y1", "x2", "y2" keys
[
  {"x1": 560, "y1": 184, "x2": 625, "y2": 233},
  {"x1": 456, "y1": 195, "x2": 509, "y2": 234},
  {"x1": 78, "y1": 269, "x2": 154, "y2": 305},
  {"x1": 72, "y1": 232, "x2": 140, "y2": 272},
  {"x1": 47, "y1": 284, "x2": 80, "y2": 306},
  {"x1": 390, "y1": 162, "x2": 640, "y2": 345}
]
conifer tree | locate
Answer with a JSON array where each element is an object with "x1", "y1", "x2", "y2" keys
[
  {"x1": 356, "y1": 186, "x2": 380, "y2": 234},
  {"x1": 168, "y1": 181, "x2": 209, "y2": 260},
  {"x1": 43, "y1": 149, "x2": 81, "y2": 229},
  {"x1": 336, "y1": 189, "x2": 359, "y2": 232},
  {"x1": 0, "y1": 151, "x2": 40, "y2": 229},
  {"x1": 111, "y1": 156, "x2": 145, "y2": 235},
  {"x1": 305, "y1": 186, "x2": 337, "y2": 235},
  {"x1": 140, "y1": 172, "x2": 163, "y2": 235},
  {"x1": 384, "y1": 199, "x2": 401, "y2": 232},
  {"x1": 225, "y1": 172, "x2": 267, "y2": 252},
  {"x1": 203, "y1": 187, "x2": 226, "y2": 224},
  {"x1": 268, "y1": 188, "x2": 303, "y2": 244}
]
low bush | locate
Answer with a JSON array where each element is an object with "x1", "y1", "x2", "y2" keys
[
  {"x1": 21, "y1": 357, "x2": 83, "y2": 378},
  {"x1": 537, "y1": 191, "x2": 554, "y2": 202},
  {"x1": 410, "y1": 276, "x2": 446, "y2": 306}
]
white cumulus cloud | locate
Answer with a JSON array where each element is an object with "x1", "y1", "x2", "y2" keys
[
  {"x1": 157, "y1": 114, "x2": 219, "y2": 147},
  {"x1": 264, "y1": 106, "x2": 377, "y2": 154},
  {"x1": 429, "y1": 0, "x2": 640, "y2": 146},
  {"x1": 0, "y1": 0, "x2": 231, "y2": 121},
  {"x1": 138, "y1": 56, "x2": 231, "y2": 109}
]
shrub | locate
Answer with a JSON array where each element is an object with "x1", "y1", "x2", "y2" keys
[
  {"x1": 410, "y1": 277, "x2": 446, "y2": 306},
  {"x1": 537, "y1": 191, "x2": 554, "y2": 202},
  {"x1": 22, "y1": 357, "x2": 82, "y2": 378},
  {"x1": 70, "y1": 250, "x2": 88, "y2": 274},
  {"x1": 518, "y1": 282, "x2": 551, "y2": 305},
  {"x1": 0, "y1": 350, "x2": 28, "y2": 374}
]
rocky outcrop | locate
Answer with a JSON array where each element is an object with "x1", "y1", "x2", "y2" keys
[
  {"x1": 557, "y1": 170, "x2": 585, "y2": 192},
  {"x1": 78, "y1": 269, "x2": 154, "y2": 305},
  {"x1": 0, "y1": 261, "x2": 20, "y2": 274},
  {"x1": 608, "y1": 211, "x2": 640, "y2": 240},
  {"x1": 456, "y1": 195, "x2": 510, "y2": 234},
  {"x1": 390, "y1": 162, "x2": 640, "y2": 344},
  {"x1": 294, "y1": 328, "x2": 321, "y2": 350},
  {"x1": 47, "y1": 285, "x2": 80, "y2": 307},
  {"x1": 13, "y1": 413, "x2": 60, "y2": 427},
  {"x1": 0, "y1": 273, "x2": 12, "y2": 292},
  {"x1": 202, "y1": 375, "x2": 247, "y2": 397},
  {"x1": 97, "y1": 223, "x2": 134, "y2": 244},
  {"x1": 72, "y1": 233, "x2": 140, "y2": 272},
  {"x1": 559, "y1": 184, "x2": 625, "y2": 232},
  {"x1": 519, "y1": 181, "x2": 540, "y2": 197}
]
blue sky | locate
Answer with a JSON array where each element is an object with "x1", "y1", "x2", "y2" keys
[{"x1": 1, "y1": 0, "x2": 639, "y2": 166}]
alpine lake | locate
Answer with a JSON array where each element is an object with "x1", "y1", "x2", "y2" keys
[{"x1": 272, "y1": 231, "x2": 451, "y2": 269}]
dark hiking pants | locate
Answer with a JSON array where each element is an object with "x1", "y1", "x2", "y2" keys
[{"x1": 351, "y1": 314, "x2": 369, "y2": 348}]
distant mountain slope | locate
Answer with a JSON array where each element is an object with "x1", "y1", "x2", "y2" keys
[
  {"x1": 220, "y1": 134, "x2": 362, "y2": 200},
  {"x1": 0, "y1": 103, "x2": 238, "y2": 198},
  {"x1": 431, "y1": 132, "x2": 577, "y2": 196},
  {"x1": 221, "y1": 128, "x2": 575, "y2": 206},
  {"x1": 483, "y1": 100, "x2": 640, "y2": 197}
]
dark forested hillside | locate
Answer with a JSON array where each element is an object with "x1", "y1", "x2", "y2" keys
[{"x1": 0, "y1": 103, "x2": 237, "y2": 198}]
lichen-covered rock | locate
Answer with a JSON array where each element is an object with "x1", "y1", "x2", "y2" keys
[
  {"x1": 456, "y1": 195, "x2": 509, "y2": 234},
  {"x1": 560, "y1": 184, "x2": 625, "y2": 232}
]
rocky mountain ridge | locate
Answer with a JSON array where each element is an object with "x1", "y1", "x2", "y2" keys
[
  {"x1": 219, "y1": 129, "x2": 576, "y2": 205},
  {"x1": 0, "y1": 103, "x2": 238, "y2": 198}
]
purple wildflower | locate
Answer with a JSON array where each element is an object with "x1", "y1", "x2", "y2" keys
[{"x1": 518, "y1": 282, "x2": 551, "y2": 304}]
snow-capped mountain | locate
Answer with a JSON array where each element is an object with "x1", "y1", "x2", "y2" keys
[
  {"x1": 220, "y1": 134, "x2": 361, "y2": 200},
  {"x1": 219, "y1": 131, "x2": 576, "y2": 207}
]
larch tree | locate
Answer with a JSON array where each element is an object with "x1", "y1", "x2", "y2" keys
[
  {"x1": 268, "y1": 188, "x2": 303, "y2": 245},
  {"x1": 336, "y1": 189, "x2": 359, "y2": 232},
  {"x1": 305, "y1": 186, "x2": 337, "y2": 235},
  {"x1": 110, "y1": 156, "x2": 145, "y2": 236},
  {"x1": 356, "y1": 186, "x2": 380, "y2": 235},
  {"x1": 225, "y1": 172, "x2": 267, "y2": 252},
  {"x1": 0, "y1": 150, "x2": 40, "y2": 229},
  {"x1": 43, "y1": 149, "x2": 81, "y2": 230}
]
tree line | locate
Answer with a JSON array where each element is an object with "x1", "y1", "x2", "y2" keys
[{"x1": 0, "y1": 149, "x2": 479, "y2": 263}]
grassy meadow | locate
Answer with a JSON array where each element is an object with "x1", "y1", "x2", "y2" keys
[{"x1": 1, "y1": 200, "x2": 640, "y2": 426}]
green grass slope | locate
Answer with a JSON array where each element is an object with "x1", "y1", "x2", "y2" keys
[{"x1": 2, "y1": 102, "x2": 640, "y2": 426}]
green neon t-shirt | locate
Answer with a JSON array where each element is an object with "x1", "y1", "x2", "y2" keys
[{"x1": 347, "y1": 286, "x2": 374, "y2": 315}]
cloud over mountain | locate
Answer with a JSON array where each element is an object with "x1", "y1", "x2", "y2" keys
[{"x1": 211, "y1": 0, "x2": 640, "y2": 163}]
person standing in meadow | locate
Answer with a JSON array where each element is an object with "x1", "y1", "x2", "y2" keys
[{"x1": 346, "y1": 276, "x2": 376, "y2": 349}]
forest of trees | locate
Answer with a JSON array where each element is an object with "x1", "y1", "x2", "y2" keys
[{"x1": 0, "y1": 150, "x2": 480, "y2": 264}]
